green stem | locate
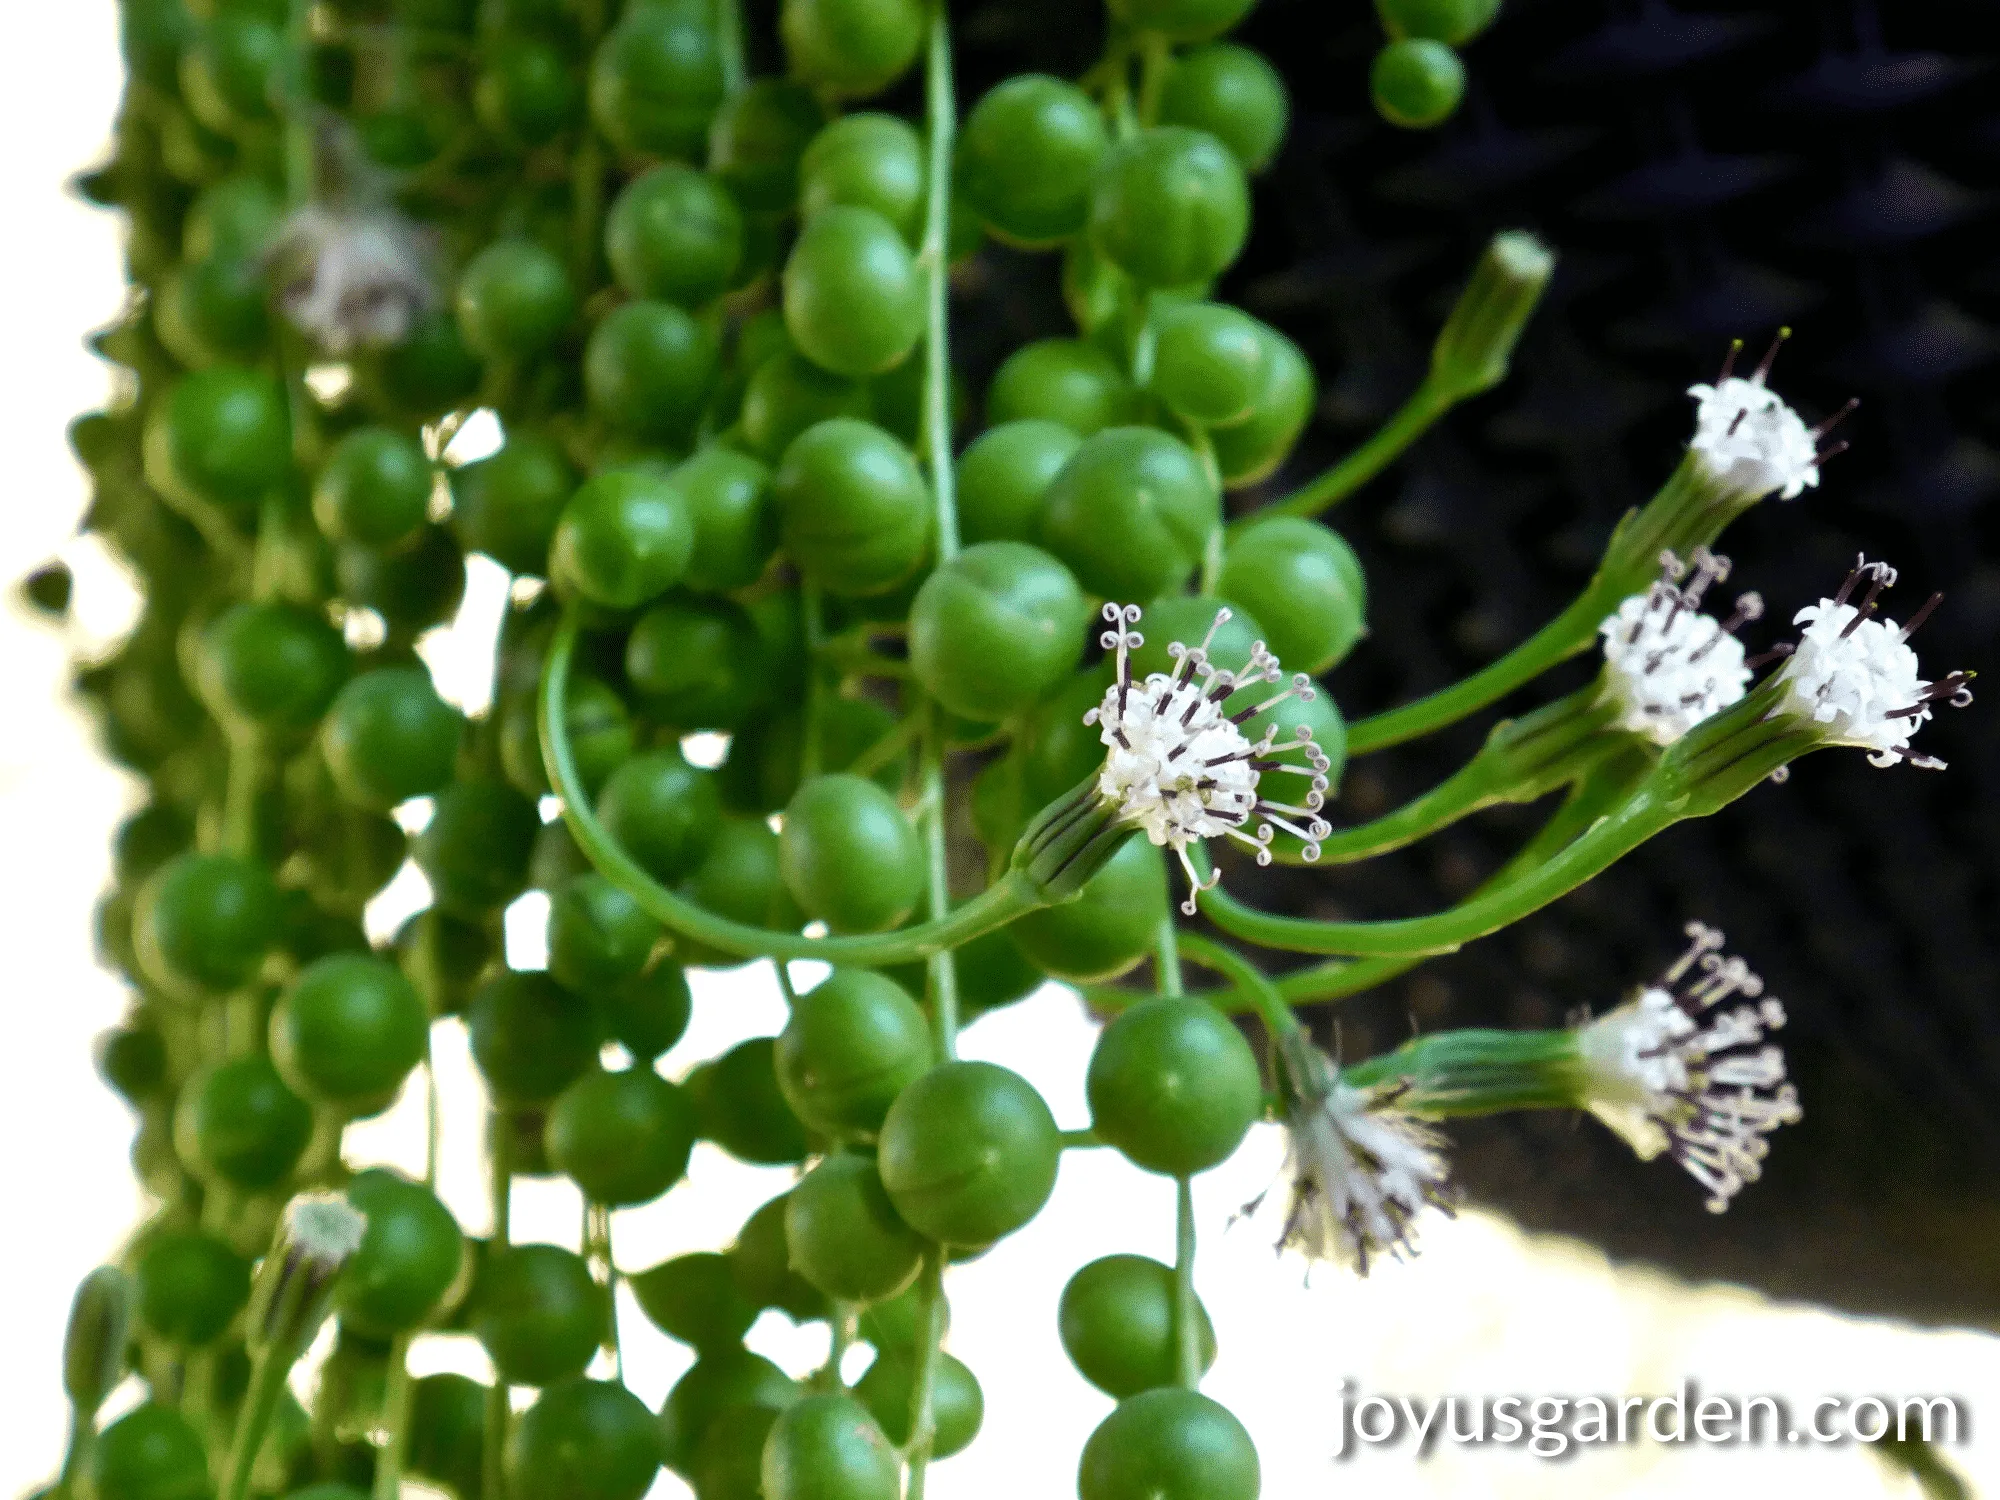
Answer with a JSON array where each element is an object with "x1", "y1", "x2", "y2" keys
[
  {"x1": 714, "y1": 0, "x2": 746, "y2": 94},
  {"x1": 1058, "y1": 1128, "x2": 1106, "y2": 1149},
  {"x1": 1345, "y1": 587, "x2": 1611, "y2": 756},
  {"x1": 919, "y1": 0, "x2": 959, "y2": 558},
  {"x1": 915, "y1": 0, "x2": 964, "y2": 1067},
  {"x1": 844, "y1": 709, "x2": 924, "y2": 780},
  {"x1": 773, "y1": 958, "x2": 800, "y2": 1008},
  {"x1": 1136, "y1": 31, "x2": 1171, "y2": 126},
  {"x1": 423, "y1": 1044, "x2": 440, "y2": 1192},
  {"x1": 1172, "y1": 1177, "x2": 1200, "y2": 1389},
  {"x1": 1175, "y1": 931, "x2": 1297, "y2": 1038},
  {"x1": 568, "y1": 40, "x2": 604, "y2": 292},
  {"x1": 801, "y1": 585, "x2": 829, "y2": 778},
  {"x1": 1296, "y1": 686, "x2": 1625, "y2": 866},
  {"x1": 1345, "y1": 453, "x2": 1764, "y2": 755},
  {"x1": 597, "y1": 1206, "x2": 623, "y2": 1379},
  {"x1": 920, "y1": 708, "x2": 961, "y2": 1061},
  {"x1": 1197, "y1": 786, "x2": 1677, "y2": 958},
  {"x1": 221, "y1": 740, "x2": 261, "y2": 859},
  {"x1": 823, "y1": 1304, "x2": 856, "y2": 1390},
  {"x1": 1103, "y1": 747, "x2": 1657, "y2": 1016},
  {"x1": 219, "y1": 1345, "x2": 289, "y2": 1500},
  {"x1": 372, "y1": 1332, "x2": 415, "y2": 1500},
  {"x1": 1154, "y1": 913, "x2": 1183, "y2": 998},
  {"x1": 1202, "y1": 682, "x2": 1816, "y2": 961},
  {"x1": 58, "y1": 1406, "x2": 94, "y2": 1497},
  {"x1": 1251, "y1": 377, "x2": 1454, "y2": 526},
  {"x1": 902, "y1": 1250, "x2": 948, "y2": 1498},
  {"x1": 483, "y1": 1111, "x2": 512, "y2": 1500},
  {"x1": 283, "y1": 0, "x2": 314, "y2": 209},
  {"x1": 539, "y1": 613, "x2": 1046, "y2": 963}
]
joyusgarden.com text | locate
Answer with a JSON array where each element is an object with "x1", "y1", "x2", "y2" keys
[{"x1": 1328, "y1": 1380, "x2": 1968, "y2": 1460}]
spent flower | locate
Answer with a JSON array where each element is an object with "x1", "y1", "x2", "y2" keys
[
  {"x1": 1578, "y1": 922, "x2": 1799, "y2": 1212},
  {"x1": 250, "y1": 1192, "x2": 368, "y2": 1350},
  {"x1": 1265, "y1": 1030, "x2": 1454, "y2": 1275},
  {"x1": 1086, "y1": 603, "x2": 1333, "y2": 914},
  {"x1": 269, "y1": 204, "x2": 436, "y2": 353},
  {"x1": 1598, "y1": 547, "x2": 1760, "y2": 746}
]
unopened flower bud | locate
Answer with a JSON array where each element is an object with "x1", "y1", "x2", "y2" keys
[
  {"x1": 1429, "y1": 230, "x2": 1556, "y2": 400},
  {"x1": 62, "y1": 1266, "x2": 132, "y2": 1414}
]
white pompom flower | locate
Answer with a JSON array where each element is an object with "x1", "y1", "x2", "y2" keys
[
  {"x1": 1598, "y1": 546, "x2": 1760, "y2": 746},
  {"x1": 1577, "y1": 923, "x2": 1799, "y2": 1213},
  {"x1": 1685, "y1": 332, "x2": 1851, "y2": 502},
  {"x1": 1262, "y1": 1031, "x2": 1454, "y2": 1275},
  {"x1": 1086, "y1": 603, "x2": 1333, "y2": 915},
  {"x1": 1769, "y1": 556, "x2": 1973, "y2": 770}
]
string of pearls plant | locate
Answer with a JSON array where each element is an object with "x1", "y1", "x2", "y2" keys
[{"x1": 30, "y1": 0, "x2": 1972, "y2": 1496}]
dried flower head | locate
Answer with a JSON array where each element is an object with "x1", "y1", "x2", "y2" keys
[
  {"x1": 1578, "y1": 922, "x2": 1800, "y2": 1213},
  {"x1": 1685, "y1": 332, "x2": 1846, "y2": 502},
  {"x1": 1087, "y1": 603, "x2": 1333, "y2": 914},
  {"x1": 1263, "y1": 1031, "x2": 1454, "y2": 1275},
  {"x1": 270, "y1": 205, "x2": 436, "y2": 353},
  {"x1": 251, "y1": 1191, "x2": 369, "y2": 1350},
  {"x1": 1598, "y1": 547, "x2": 1760, "y2": 746},
  {"x1": 1766, "y1": 555, "x2": 1973, "y2": 770}
]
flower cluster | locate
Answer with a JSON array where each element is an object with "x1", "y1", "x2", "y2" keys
[
  {"x1": 1598, "y1": 547, "x2": 1759, "y2": 746},
  {"x1": 1577, "y1": 923, "x2": 1799, "y2": 1213},
  {"x1": 1086, "y1": 604, "x2": 1334, "y2": 914},
  {"x1": 1770, "y1": 556, "x2": 1973, "y2": 770}
]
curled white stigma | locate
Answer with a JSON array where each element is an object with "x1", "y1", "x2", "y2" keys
[
  {"x1": 1685, "y1": 332, "x2": 1846, "y2": 502},
  {"x1": 1262, "y1": 1034, "x2": 1453, "y2": 1275},
  {"x1": 283, "y1": 1191, "x2": 369, "y2": 1271},
  {"x1": 271, "y1": 205, "x2": 436, "y2": 353},
  {"x1": 1770, "y1": 555, "x2": 1972, "y2": 770},
  {"x1": 1578, "y1": 922, "x2": 1800, "y2": 1213},
  {"x1": 1086, "y1": 603, "x2": 1333, "y2": 916},
  {"x1": 1598, "y1": 547, "x2": 1758, "y2": 746}
]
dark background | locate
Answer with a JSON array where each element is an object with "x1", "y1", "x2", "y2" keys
[{"x1": 943, "y1": 0, "x2": 2000, "y2": 1327}]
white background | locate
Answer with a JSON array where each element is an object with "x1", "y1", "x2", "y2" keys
[{"x1": 1, "y1": 7, "x2": 1996, "y2": 1494}]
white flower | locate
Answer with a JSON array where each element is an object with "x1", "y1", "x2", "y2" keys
[
  {"x1": 1086, "y1": 603, "x2": 1333, "y2": 914},
  {"x1": 1685, "y1": 333, "x2": 1841, "y2": 501},
  {"x1": 1771, "y1": 556, "x2": 1971, "y2": 770},
  {"x1": 270, "y1": 205, "x2": 436, "y2": 353},
  {"x1": 1578, "y1": 922, "x2": 1800, "y2": 1213},
  {"x1": 1598, "y1": 547, "x2": 1758, "y2": 745},
  {"x1": 1265, "y1": 1032, "x2": 1453, "y2": 1274}
]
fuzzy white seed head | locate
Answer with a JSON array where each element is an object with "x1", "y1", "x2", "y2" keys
[
  {"x1": 283, "y1": 1192, "x2": 369, "y2": 1270},
  {"x1": 271, "y1": 206, "x2": 436, "y2": 354},
  {"x1": 1087, "y1": 604, "x2": 1333, "y2": 915},
  {"x1": 1686, "y1": 371, "x2": 1821, "y2": 501},
  {"x1": 1264, "y1": 1033, "x2": 1454, "y2": 1275},
  {"x1": 1578, "y1": 922, "x2": 1800, "y2": 1213},
  {"x1": 1772, "y1": 556, "x2": 1971, "y2": 770},
  {"x1": 1599, "y1": 548, "x2": 1756, "y2": 745}
]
